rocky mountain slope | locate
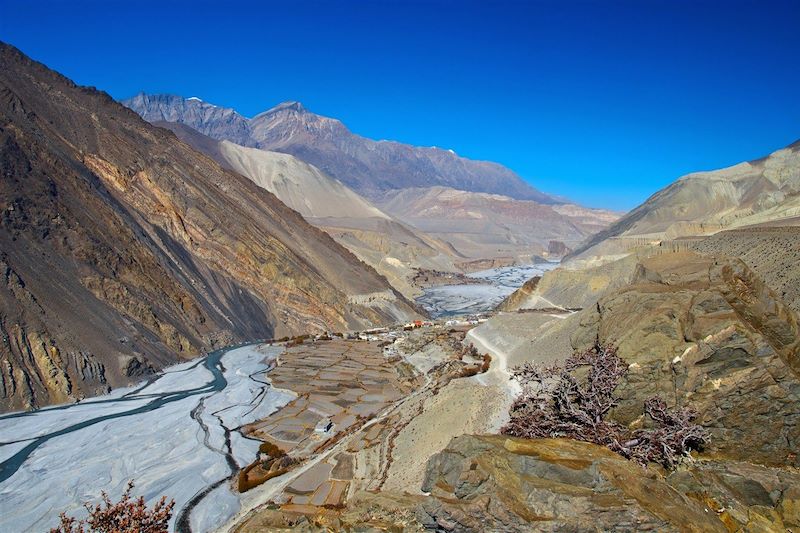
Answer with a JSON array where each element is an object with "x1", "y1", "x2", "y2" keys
[
  {"x1": 568, "y1": 140, "x2": 800, "y2": 260},
  {"x1": 481, "y1": 249, "x2": 800, "y2": 467},
  {"x1": 0, "y1": 43, "x2": 419, "y2": 412},
  {"x1": 157, "y1": 121, "x2": 388, "y2": 221},
  {"x1": 691, "y1": 225, "x2": 800, "y2": 312},
  {"x1": 123, "y1": 94, "x2": 553, "y2": 202},
  {"x1": 451, "y1": 248, "x2": 800, "y2": 531},
  {"x1": 376, "y1": 186, "x2": 620, "y2": 260},
  {"x1": 156, "y1": 121, "x2": 460, "y2": 298}
]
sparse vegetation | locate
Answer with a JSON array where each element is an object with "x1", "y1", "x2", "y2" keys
[
  {"x1": 258, "y1": 440, "x2": 286, "y2": 457},
  {"x1": 50, "y1": 480, "x2": 174, "y2": 533},
  {"x1": 502, "y1": 343, "x2": 708, "y2": 468}
]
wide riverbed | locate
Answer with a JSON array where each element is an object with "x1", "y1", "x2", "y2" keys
[
  {"x1": 0, "y1": 343, "x2": 292, "y2": 532},
  {"x1": 416, "y1": 263, "x2": 558, "y2": 317}
]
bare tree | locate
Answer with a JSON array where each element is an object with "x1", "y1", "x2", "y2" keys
[
  {"x1": 502, "y1": 344, "x2": 707, "y2": 468},
  {"x1": 51, "y1": 480, "x2": 174, "y2": 533}
]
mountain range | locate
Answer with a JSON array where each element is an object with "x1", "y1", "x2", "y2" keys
[
  {"x1": 0, "y1": 43, "x2": 419, "y2": 411},
  {"x1": 157, "y1": 120, "x2": 460, "y2": 298},
  {"x1": 125, "y1": 94, "x2": 620, "y2": 271},
  {"x1": 376, "y1": 186, "x2": 620, "y2": 261},
  {"x1": 123, "y1": 93, "x2": 555, "y2": 202}
]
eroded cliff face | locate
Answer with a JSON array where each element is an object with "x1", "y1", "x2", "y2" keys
[
  {"x1": 237, "y1": 435, "x2": 800, "y2": 532},
  {"x1": 571, "y1": 252, "x2": 800, "y2": 467},
  {"x1": 0, "y1": 43, "x2": 418, "y2": 411}
]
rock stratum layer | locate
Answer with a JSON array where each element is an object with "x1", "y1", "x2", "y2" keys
[
  {"x1": 157, "y1": 121, "x2": 460, "y2": 299},
  {"x1": 0, "y1": 43, "x2": 419, "y2": 411}
]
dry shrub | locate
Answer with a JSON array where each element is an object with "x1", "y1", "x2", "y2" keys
[
  {"x1": 458, "y1": 365, "x2": 480, "y2": 378},
  {"x1": 51, "y1": 480, "x2": 174, "y2": 533},
  {"x1": 238, "y1": 463, "x2": 289, "y2": 493},
  {"x1": 502, "y1": 343, "x2": 707, "y2": 469},
  {"x1": 258, "y1": 440, "x2": 285, "y2": 457}
]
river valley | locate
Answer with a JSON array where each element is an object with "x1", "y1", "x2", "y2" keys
[
  {"x1": 0, "y1": 344, "x2": 292, "y2": 532},
  {"x1": 415, "y1": 263, "x2": 558, "y2": 317}
]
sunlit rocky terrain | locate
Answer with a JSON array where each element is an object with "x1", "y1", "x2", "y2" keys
[{"x1": 1, "y1": 27, "x2": 799, "y2": 533}]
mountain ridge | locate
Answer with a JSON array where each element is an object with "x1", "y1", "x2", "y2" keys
[
  {"x1": 0, "y1": 42, "x2": 418, "y2": 411},
  {"x1": 123, "y1": 92, "x2": 556, "y2": 202},
  {"x1": 566, "y1": 139, "x2": 800, "y2": 261}
]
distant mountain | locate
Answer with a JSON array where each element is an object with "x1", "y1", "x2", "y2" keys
[
  {"x1": 159, "y1": 121, "x2": 460, "y2": 297},
  {"x1": 567, "y1": 140, "x2": 800, "y2": 261},
  {"x1": 123, "y1": 93, "x2": 555, "y2": 202},
  {"x1": 375, "y1": 186, "x2": 621, "y2": 260},
  {"x1": 0, "y1": 43, "x2": 418, "y2": 411},
  {"x1": 158, "y1": 121, "x2": 388, "y2": 220}
]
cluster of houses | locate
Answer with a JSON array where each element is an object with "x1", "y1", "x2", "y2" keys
[{"x1": 276, "y1": 313, "x2": 492, "y2": 350}]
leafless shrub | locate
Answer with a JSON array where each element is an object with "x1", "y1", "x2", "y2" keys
[
  {"x1": 51, "y1": 480, "x2": 174, "y2": 533},
  {"x1": 502, "y1": 343, "x2": 707, "y2": 468}
]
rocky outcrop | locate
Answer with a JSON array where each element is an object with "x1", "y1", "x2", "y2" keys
[
  {"x1": 499, "y1": 253, "x2": 639, "y2": 312},
  {"x1": 570, "y1": 252, "x2": 800, "y2": 467},
  {"x1": 691, "y1": 225, "x2": 800, "y2": 312},
  {"x1": 0, "y1": 43, "x2": 419, "y2": 411},
  {"x1": 415, "y1": 435, "x2": 799, "y2": 532},
  {"x1": 496, "y1": 276, "x2": 541, "y2": 311}
]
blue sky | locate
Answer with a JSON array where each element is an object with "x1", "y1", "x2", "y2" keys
[{"x1": 1, "y1": 0, "x2": 798, "y2": 210}]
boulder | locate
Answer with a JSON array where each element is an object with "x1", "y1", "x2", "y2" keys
[{"x1": 417, "y1": 434, "x2": 799, "y2": 532}]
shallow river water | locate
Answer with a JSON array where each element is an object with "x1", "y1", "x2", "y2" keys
[
  {"x1": 0, "y1": 343, "x2": 292, "y2": 532},
  {"x1": 416, "y1": 263, "x2": 558, "y2": 318}
]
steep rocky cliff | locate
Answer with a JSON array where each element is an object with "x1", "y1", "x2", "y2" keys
[
  {"x1": 570, "y1": 252, "x2": 799, "y2": 467},
  {"x1": 0, "y1": 43, "x2": 418, "y2": 411}
]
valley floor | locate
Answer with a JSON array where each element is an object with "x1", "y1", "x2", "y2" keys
[
  {"x1": 0, "y1": 319, "x2": 504, "y2": 533},
  {"x1": 415, "y1": 263, "x2": 557, "y2": 317},
  {"x1": 0, "y1": 344, "x2": 291, "y2": 532}
]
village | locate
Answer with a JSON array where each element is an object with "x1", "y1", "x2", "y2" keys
[{"x1": 225, "y1": 312, "x2": 498, "y2": 529}]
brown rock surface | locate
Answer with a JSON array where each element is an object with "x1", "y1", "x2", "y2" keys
[
  {"x1": 415, "y1": 435, "x2": 799, "y2": 533},
  {"x1": 571, "y1": 251, "x2": 800, "y2": 466},
  {"x1": 0, "y1": 43, "x2": 418, "y2": 411},
  {"x1": 691, "y1": 225, "x2": 800, "y2": 311},
  {"x1": 419, "y1": 435, "x2": 725, "y2": 532}
]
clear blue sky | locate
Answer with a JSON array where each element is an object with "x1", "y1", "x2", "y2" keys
[{"x1": 1, "y1": 0, "x2": 798, "y2": 210}]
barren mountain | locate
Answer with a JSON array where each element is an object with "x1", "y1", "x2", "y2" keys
[
  {"x1": 375, "y1": 186, "x2": 620, "y2": 260},
  {"x1": 157, "y1": 121, "x2": 460, "y2": 298},
  {"x1": 0, "y1": 43, "x2": 419, "y2": 411},
  {"x1": 568, "y1": 140, "x2": 800, "y2": 261},
  {"x1": 158, "y1": 121, "x2": 388, "y2": 220},
  {"x1": 124, "y1": 94, "x2": 554, "y2": 202}
]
